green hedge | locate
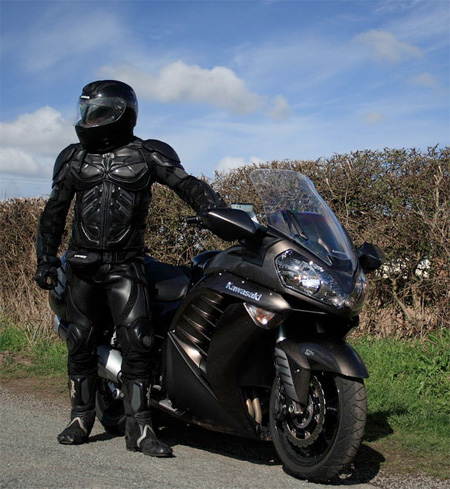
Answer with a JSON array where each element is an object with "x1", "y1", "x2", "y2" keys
[{"x1": 1, "y1": 146, "x2": 448, "y2": 339}]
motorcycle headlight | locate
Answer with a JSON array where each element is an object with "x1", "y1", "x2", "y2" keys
[{"x1": 275, "y1": 250, "x2": 368, "y2": 310}]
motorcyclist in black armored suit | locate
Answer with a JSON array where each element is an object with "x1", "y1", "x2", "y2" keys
[{"x1": 34, "y1": 80, "x2": 226, "y2": 457}]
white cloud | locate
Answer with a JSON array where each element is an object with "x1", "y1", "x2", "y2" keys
[
  {"x1": 266, "y1": 95, "x2": 292, "y2": 120},
  {"x1": 0, "y1": 106, "x2": 74, "y2": 185},
  {"x1": 364, "y1": 112, "x2": 386, "y2": 125},
  {"x1": 383, "y1": 1, "x2": 450, "y2": 45},
  {"x1": 0, "y1": 147, "x2": 39, "y2": 175},
  {"x1": 215, "y1": 155, "x2": 265, "y2": 173},
  {"x1": 374, "y1": 0, "x2": 423, "y2": 14},
  {"x1": 410, "y1": 72, "x2": 439, "y2": 88},
  {"x1": 356, "y1": 29, "x2": 423, "y2": 63},
  {"x1": 0, "y1": 106, "x2": 73, "y2": 155},
  {"x1": 98, "y1": 61, "x2": 290, "y2": 117}
]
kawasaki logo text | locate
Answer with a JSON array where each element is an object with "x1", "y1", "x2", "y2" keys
[{"x1": 225, "y1": 282, "x2": 262, "y2": 301}]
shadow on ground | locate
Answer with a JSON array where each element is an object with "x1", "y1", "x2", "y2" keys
[
  {"x1": 2, "y1": 378, "x2": 393, "y2": 486},
  {"x1": 144, "y1": 412, "x2": 389, "y2": 485}
]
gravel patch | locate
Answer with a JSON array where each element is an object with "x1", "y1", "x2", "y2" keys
[{"x1": 1, "y1": 382, "x2": 448, "y2": 489}]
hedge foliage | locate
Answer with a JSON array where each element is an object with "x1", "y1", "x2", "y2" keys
[{"x1": 1, "y1": 146, "x2": 448, "y2": 339}]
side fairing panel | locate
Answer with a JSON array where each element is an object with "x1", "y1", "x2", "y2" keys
[
  {"x1": 165, "y1": 332, "x2": 252, "y2": 436},
  {"x1": 164, "y1": 273, "x2": 290, "y2": 436},
  {"x1": 206, "y1": 303, "x2": 271, "y2": 432},
  {"x1": 170, "y1": 272, "x2": 290, "y2": 372}
]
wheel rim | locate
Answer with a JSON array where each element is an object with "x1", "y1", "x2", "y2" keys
[{"x1": 272, "y1": 372, "x2": 340, "y2": 464}]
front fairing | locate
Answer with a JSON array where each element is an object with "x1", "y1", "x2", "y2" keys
[
  {"x1": 250, "y1": 170, "x2": 357, "y2": 274},
  {"x1": 249, "y1": 170, "x2": 366, "y2": 313}
]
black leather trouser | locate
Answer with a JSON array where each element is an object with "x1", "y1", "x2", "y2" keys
[{"x1": 65, "y1": 258, "x2": 153, "y2": 380}]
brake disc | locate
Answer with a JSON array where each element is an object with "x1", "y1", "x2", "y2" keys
[{"x1": 282, "y1": 376, "x2": 326, "y2": 448}]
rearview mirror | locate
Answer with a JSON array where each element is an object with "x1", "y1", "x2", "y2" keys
[
  {"x1": 357, "y1": 242, "x2": 385, "y2": 273},
  {"x1": 202, "y1": 208, "x2": 264, "y2": 242}
]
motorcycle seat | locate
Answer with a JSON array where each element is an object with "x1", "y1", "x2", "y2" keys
[{"x1": 144, "y1": 256, "x2": 190, "y2": 301}]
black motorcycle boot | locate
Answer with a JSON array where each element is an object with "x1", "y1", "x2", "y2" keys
[
  {"x1": 122, "y1": 379, "x2": 173, "y2": 457},
  {"x1": 57, "y1": 376, "x2": 97, "y2": 445}
]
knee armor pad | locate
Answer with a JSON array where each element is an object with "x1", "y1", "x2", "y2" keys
[
  {"x1": 66, "y1": 322, "x2": 96, "y2": 357},
  {"x1": 116, "y1": 318, "x2": 154, "y2": 356}
]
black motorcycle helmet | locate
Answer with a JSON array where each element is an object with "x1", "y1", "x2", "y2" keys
[{"x1": 75, "y1": 80, "x2": 138, "y2": 153}]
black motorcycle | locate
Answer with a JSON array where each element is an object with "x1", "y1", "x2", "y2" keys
[{"x1": 50, "y1": 169, "x2": 383, "y2": 482}]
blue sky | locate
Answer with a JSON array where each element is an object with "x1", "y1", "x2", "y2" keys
[{"x1": 1, "y1": 0, "x2": 449, "y2": 198}]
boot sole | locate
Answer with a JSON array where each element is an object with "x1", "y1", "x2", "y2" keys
[
  {"x1": 58, "y1": 437, "x2": 88, "y2": 445},
  {"x1": 126, "y1": 446, "x2": 173, "y2": 457}
]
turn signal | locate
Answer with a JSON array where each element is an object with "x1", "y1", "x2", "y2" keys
[{"x1": 245, "y1": 303, "x2": 276, "y2": 328}]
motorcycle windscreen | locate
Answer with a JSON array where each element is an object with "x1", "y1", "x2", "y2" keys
[{"x1": 250, "y1": 169, "x2": 357, "y2": 272}]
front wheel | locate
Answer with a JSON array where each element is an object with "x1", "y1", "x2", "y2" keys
[{"x1": 269, "y1": 372, "x2": 367, "y2": 482}]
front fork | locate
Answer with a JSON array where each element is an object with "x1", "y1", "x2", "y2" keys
[
  {"x1": 273, "y1": 324, "x2": 368, "y2": 406},
  {"x1": 274, "y1": 325, "x2": 311, "y2": 406}
]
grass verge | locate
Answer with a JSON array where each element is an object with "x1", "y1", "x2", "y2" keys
[
  {"x1": 1, "y1": 319, "x2": 449, "y2": 480},
  {"x1": 350, "y1": 329, "x2": 450, "y2": 480},
  {"x1": 0, "y1": 321, "x2": 67, "y2": 379}
]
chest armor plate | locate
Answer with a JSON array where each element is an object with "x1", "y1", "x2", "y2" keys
[{"x1": 68, "y1": 145, "x2": 153, "y2": 250}]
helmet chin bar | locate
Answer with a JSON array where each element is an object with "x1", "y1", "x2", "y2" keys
[{"x1": 75, "y1": 111, "x2": 135, "y2": 153}]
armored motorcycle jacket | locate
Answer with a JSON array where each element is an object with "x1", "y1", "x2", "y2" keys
[{"x1": 36, "y1": 137, "x2": 225, "y2": 264}]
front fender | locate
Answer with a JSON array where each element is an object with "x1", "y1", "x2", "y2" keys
[{"x1": 274, "y1": 338, "x2": 368, "y2": 405}]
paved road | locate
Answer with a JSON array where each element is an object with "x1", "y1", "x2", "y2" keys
[{"x1": 1, "y1": 386, "x2": 448, "y2": 489}]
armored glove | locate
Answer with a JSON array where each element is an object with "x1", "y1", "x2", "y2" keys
[{"x1": 34, "y1": 257, "x2": 60, "y2": 290}]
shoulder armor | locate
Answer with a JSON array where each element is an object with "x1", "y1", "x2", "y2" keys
[
  {"x1": 142, "y1": 139, "x2": 182, "y2": 168},
  {"x1": 53, "y1": 144, "x2": 82, "y2": 180}
]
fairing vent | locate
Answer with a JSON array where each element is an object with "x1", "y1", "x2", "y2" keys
[{"x1": 175, "y1": 291, "x2": 226, "y2": 366}]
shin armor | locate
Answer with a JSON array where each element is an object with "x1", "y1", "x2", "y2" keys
[
  {"x1": 122, "y1": 379, "x2": 172, "y2": 457},
  {"x1": 57, "y1": 375, "x2": 97, "y2": 445}
]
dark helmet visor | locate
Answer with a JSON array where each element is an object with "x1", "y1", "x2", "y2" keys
[{"x1": 75, "y1": 97, "x2": 126, "y2": 128}]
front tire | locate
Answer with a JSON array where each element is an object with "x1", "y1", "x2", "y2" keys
[
  {"x1": 95, "y1": 379, "x2": 126, "y2": 436},
  {"x1": 269, "y1": 372, "x2": 366, "y2": 482}
]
